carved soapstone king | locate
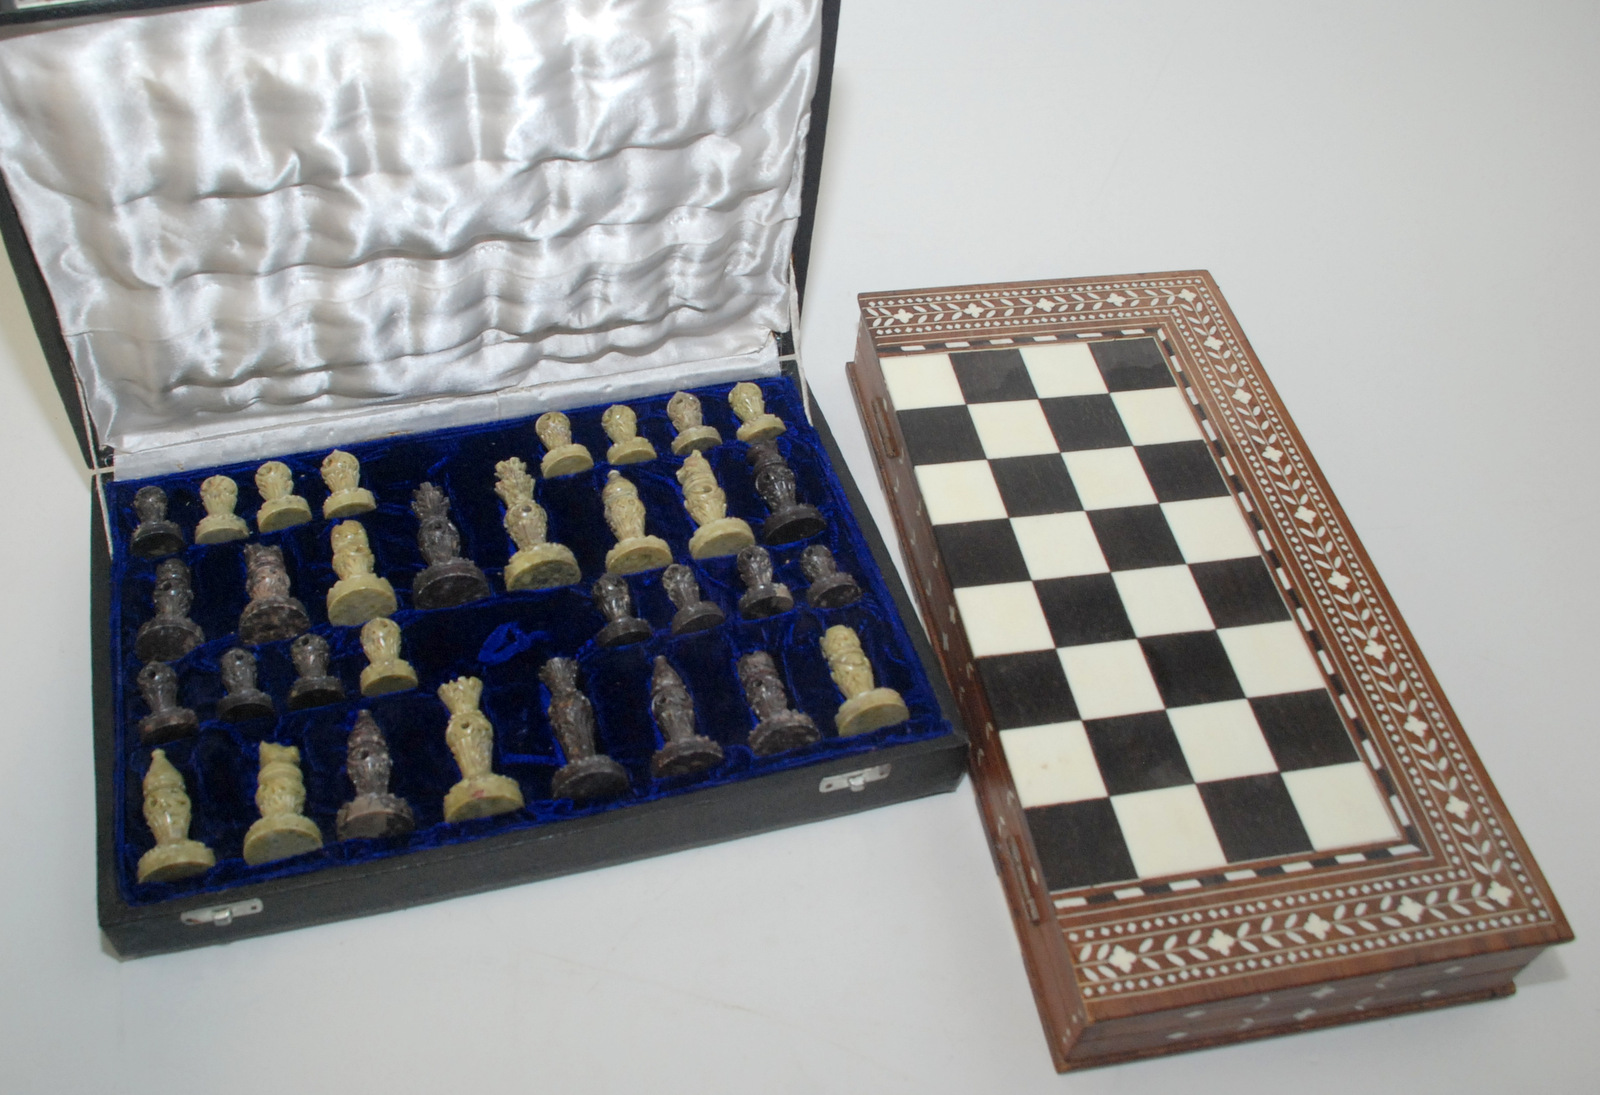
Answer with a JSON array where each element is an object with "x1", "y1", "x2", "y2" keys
[
  {"x1": 748, "y1": 440, "x2": 826, "y2": 544},
  {"x1": 536, "y1": 411, "x2": 594, "y2": 478},
  {"x1": 288, "y1": 632, "x2": 346, "y2": 710},
  {"x1": 320, "y1": 449, "x2": 377, "y2": 519},
  {"x1": 800, "y1": 544, "x2": 862, "y2": 608},
  {"x1": 662, "y1": 563, "x2": 725, "y2": 636},
  {"x1": 136, "y1": 750, "x2": 215, "y2": 884},
  {"x1": 666, "y1": 391, "x2": 721, "y2": 455},
  {"x1": 194, "y1": 475, "x2": 250, "y2": 544},
  {"x1": 649, "y1": 656, "x2": 723, "y2": 779},
  {"x1": 736, "y1": 544, "x2": 794, "y2": 619},
  {"x1": 495, "y1": 458, "x2": 580, "y2": 590},
  {"x1": 542, "y1": 658, "x2": 630, "y2": 802},
  {"x1": 601, "y1": 470, "x2": 672, "y2": 575},
  {"x1": 243, "y1": 742, "x2": 324, "y2": 865},
  {"x1": 737, "y1": 650, "x2": 819, "y2": 755},
  {"x1": 326, "y1": 520, "x2": 398, "y2": 626},
  {"x1": 822, "y1": 625, "x2": 909, "y2": 736},
  {"x1": 411, "y1": 482, "x2": 492, "y2": 609},
  {"x1": 336, "y1": 710, "x2": 416, "y2": 841},
  {"x1": 602, "y1": 404, "x2": 657, "y2": 465},
  {"x1": 130, "y1": 485, "x2": 185, "y2": 559},
  {"x1": 592, "y1": 573, "x2": 652, "y2": 648},
  {"x1": 135, "y1": 558, "x2": 205, "y2": 663},
  {"x1": 254, "y1": 461, "x2": 313, "y2": 533},
  {"x1": 728, "y1": 381, "x2": 786, "y2": 443},
  {"x1": 359, "y1": 617, "x2": 418, "y2": 697},
  {"x1": 676, "y1": 451, "x2": 755, "y2": 559},
  {"x1": 216, "y1": 647, "x2": 275, "y2": 723},
  {"x1": 439, "y1": 676, "x2": 525, "y2": 822},
  {"x1": 137, "y1": 661, "x2": 198, "y2": 746},
  {"x1": 238, "y1": 543, "x2": 310, "y2": 644}
]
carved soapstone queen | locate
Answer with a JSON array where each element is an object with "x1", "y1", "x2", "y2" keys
[
  {"x1": 216, "y1": 647, "x2": 275, "y2": 723},
  {"x1": 601, "y1": 404, "x2": 657, "y2": 465},
  {"x1": 542, "y1": 658, "x2": 630, "y2": 802},
  {"x1": 194, "y1": 475, "x2": 250, "y2": 544},
  {"x1": 736, "y1": 650, "x2": 819, "y2": 755},
  {"x1": 800, "y1": 544, "x2": 862, "y2": 608},
  {"x1": 242, "y1": 742, "x2": 324, "y2": 866},
  {"x1": 136, "y1": 661, "x2": 198, "y2": 746},
  {"x1": 735, "y1": 544, "x2": 794, "y2": 619},
  {"x1": 601, "y1": 470, "x2": 672, "y2": 574},
  {"x1": 821, "y1": 625, "x2": 909, "y2": 736},
  {"x1": 728, "y1": 381, "x2": 786, "y2": 443},
  {"x1": 336, "y1": 710, "x2": 416, "y2": 841},
  {"x1": 439, "y1": 676, "x2": 525, "y2": 822},
  {"x1": 320, "y1": 449, "x2": 377, "y2": 519},
  {"x1": 494, "y1": 458, "x2": 580, "y2": 590},
  {"x1": 649, "y1": 656, "x2": 723, "y2": 779},
  {"x1": 666, "y1": 391, "x2": 721, "y2": 455},
  {"x1": 135, "y1": 558, "x2": 205, "y2": 663},
  {"x1": 288, "y1": 632, "x2": 345, "y2": 710},
  {"x1": 238, "y1": 543, "x2": 310, "y2": 644},
  {"x1": 676, "y1": 451, "x2": 755, "y2": 560},
  {"x1": 662, "y1": 563, "x2": 725, "y2": 636},
  {"x1": 326, "y1": 520, "x2": 398, "y2": 625},
  {"x1": 747, "y1": 440, "x2": 826, "y2": 544},
  {"x1": 136, "y1": 750, "x2": 215, "y2": 884},
  {"x1": 359, "y1": 617, "x2": 418, "y2": 696},
  {"x1": 130, "y1": 485, "x2": 185, "y2": 559},
  {"x1": 535, "y1": 411, "x2": 594, "y2": 478},
  {"x1": 592, "y1": 573, "x2": 652, "y2": 648},
  {"x1": 411, "y1": 482, "x2": 491, "y2": 609},
  {"x1": 254, "y1": 461, "x2": 313, "y2": 533}
]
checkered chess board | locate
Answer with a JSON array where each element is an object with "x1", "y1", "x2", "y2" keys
[{"x1": 882, "y1": 337, "x2": 1406, "y2": 896}]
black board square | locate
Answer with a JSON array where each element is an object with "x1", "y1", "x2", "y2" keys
[
  {"x1": 1035, "y1": 574, "x2": 1135, "y2": 647},
  {"x1": 976, "y1": 651, "x2": 1078, "y2": 728},
  {"x1": 896, "y1": 406, "x2": 984, "y2": 465},
  {"x1": 1140, "y1": 631, "x2": 1245, "y2": 707},
  {"x1": 1191, "y1": 557, "x2": 1291, "y2": 628},
  {"x1": 1090, "y1": 338, "x2": 1174, "y2": 391},
  {"x1": 1086, "y1": 506, "x2": 1185, "y2": 571},
  {"x1": 933, "y1": 520, "x2": 1031, "y2": 588},
  {"x1": 1040, "y1": 394, "x2": 1130, "y2": 451},
  {"x1": 991, "y1": 454, "x2": 1081, "y2": 516},
  {"x1": 1137, "y1": 441, "x2": 1230, "y2": 502},
  {"x1": 950, "y1": 348, "x2": 1037, "y2": 403},
  {"x1": 1026, "y1": 798, "x2": 1137, "y2": 891},
  {"x1": 1083, "y1": 711, "x2": 1193, "y2": 795},
  {"x1": 1198, "y1": 774, "x2": 1315, "y2": 862},
  {"x1": 1250, "y1": 689, "x2": 1359, "y2": 771}
]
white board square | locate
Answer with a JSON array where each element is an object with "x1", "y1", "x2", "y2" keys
[
  {"x1": 1062, "y1": 448, "x2": 1157, "y2": 510},
  {"x1": 954, "y1": 582, "x2": 1055, "y2": 657},
  {"x1": 1282, "y1": 763, "x2": 1400, "y2": 851},
  {"x1": 1058, "y1": 640, "x2": 1164, "y2": 720},
  {"x1": 1162, "y1": 496, "x2": 1259, "y2": 563},
  {"x1": 914, "y1": 461, "x2": 1007, "y2": 525},
  {"x1": 880, "y1": 353, "x2": 964, "y2": 410},
  {"x1": 1217, "y1": 621, "x2": 1325, "y2": 697},
  {"x1": 1112, "y1": 785, "x2": 1228, "y2": 879},
  {"x1": 1000, "y1": 721, "x2": 1107, "y2": 808},
  {"x1": 1167, "y1": 700, "x2": 1278, "y2": 782},
  {"x1": 969, "y1": 400, "x2": 1059, "y2": 459},
  {"x1": 1020, "y1": 342, "x2": 1106, "y2": 397},
  {"x1": 1111, "y1": 388, "x2": 1204, "y2": 446},
  {"x1": 1113, "y1": 565, "x2": 1215, "y2": 637},
  {"x1": 1010, "y1": 512, "x2": 1108, "y2": 579}
]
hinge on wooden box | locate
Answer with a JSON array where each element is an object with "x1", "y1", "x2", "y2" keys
[
  {"x1": 818, "y1": 764, "x2": 891, "y2": 794},
  {"x1": 181, "y1": 898, "x2": 263, "y2": 927}
]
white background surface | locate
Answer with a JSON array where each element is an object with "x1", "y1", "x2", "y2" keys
[{"x1": 1, "y1": 2, "x2": 1595, "y2": 1091}]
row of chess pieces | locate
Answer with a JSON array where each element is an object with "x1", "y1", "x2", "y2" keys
[{"x1": 135, "y1": 628, "x2": 912, "y2": 885}]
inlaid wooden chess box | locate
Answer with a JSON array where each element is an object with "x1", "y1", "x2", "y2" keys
[{"x1": 848, "y1": 271, "x2": 1570, "y2": 1070}]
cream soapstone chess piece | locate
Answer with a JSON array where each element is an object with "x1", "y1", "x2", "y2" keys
[
  {"x1": 494, "y1": 458, "x2": 580, "y2": 590},
  {"x1": 601, "y1": 470, "x2": 672, "y2": 574},
  {"x1": 728, "y1": 381, "x2": 787, "y2": 443},
  {"x1": 359, "y1": 617, "x2": 418, "y2": 696},
  {"x1": 821, "y1": 625, "x2": 910, "y2": 736},
  {"x1": 326, "y1": 520, "x2": 398, "y2": 626},
  {"x1": 238, "y1": 543, "x2": 310, "y2": 644},
  {"x1": 601, "y1": 404, "x2": 657, "y2": 465},
  {"x1": 194, "y1": 476, "x2": 250, "y2": 544},
  {"x1": 536, "y1": 411, "x2": 594, "y2": 478},
  {"x1": 243, "y1": 742, "x2": 324, "y2": 865},
  {"x1": 136, "y1": 750, "x2": 215, "y2": 883},
  {"x1": 676, "y1": 451, "x2": 755, "y2": 560},
  {"x1": 336, "y1": 711, "x2": 415, "y2": 841},
  {"x1": 320, "y1": 449, "x2": 377, "y2": 519},
  {"x1": 130, "y1": 485, "x2": 185, "y2": 558},
  {"x1": 666, "y1": 391, "x2": 722, "y2": 455},
  {"x1": 254, "y1": 461, "x2": 313, "y2": 533},
  {"x1": 439, "y1": 676, "x2": 525, "y2": 821}
]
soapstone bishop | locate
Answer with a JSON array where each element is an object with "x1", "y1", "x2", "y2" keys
[
  {"x1": 136, "y1": 749, "x2": 215, "y2": 883},
  {"x1": 601, "y1": 470, "x2": 672, "y2": 574},
  {"x1": 821, "y1": 625, "x2": 910, "y2": 736},
  {"x1": 676, "y1": 451, "x2": 755, "y2": 559}
]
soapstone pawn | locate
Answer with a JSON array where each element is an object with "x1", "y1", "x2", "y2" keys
[
  {"x1": 335, "y1": 710, "x2": 415, "y2": 841},
  {"x1": 662, "y1": 563, "x2": 725, "y2": 636},
  {"x1": 411, "y1": 482, "x2": 492, "y2": 610},
  {"x1": 735, "y1": 544, "x2": 794, "y2": 619},
  {"x1": 135, "y1": 558, "x2": 205, "y2": 663},
  {"x1": 287, "y1": 632, "x2": 345, "y2": 710},
  {"x1": 592, "y1": 573, "x2": 652, "y2": 648},
  {"x1": 136, "y1": 749, "x2": 215, "y2": 883},
  {"x1": 601, "y1": 470, "x2": 672, "y2": 574},
  {"x1": 728, "y1": 381, "x2": 787, "y2": 443},
  {"x1": 359, "y1": 617, "x2": 418, "y2": 697},
  {"x1": 535, "y1": 411, "x2": 594, "y2": 478},
  {"x1": 136, "y1": 661, "x2": 198, "y2": 746},
  {"x1": 541, "y1": 658, "x2": 630, "y2": 802},
  {"x1": 800, "y1": 544, "x2": 862, "y2": 609},
  {"x1": 194, "y1": 475, "x2": 250, "y2": 544},
  {"x1": 254, "y1": 461, "x2": 313, "y2": 533},
  {"x1": 747, "y1": 440, "x2": 826, "y2": 544},
  {"x1": 438, "y1": 676, "x2": 525, "y2": 822},
  {"x1": 601, "y1": 404, "x2": 657, "y2": 465},
  {"x1": 821, "y1": 625, "x2": 910, "y2": 736},
  {"x1": 326, "y1": 520, "x2": 398, "y2": 626},
  {"x1": 320, "y1": 449, "x2": 377, "y2": 519},
  {"x1": 242, "y1": 742, "x2": 324, "y2": 865},
  {"x1": 216, "y1": 647, "x2": 275, "y2": 723},
  {"x1": 676, "y1": 451, "x2": 755, "y2": 560},
  {"x1": 495, "y1": 458, "x2": 579, "y2": 590},
  {"x1": 130, "y1": 485, "x2": 185, "y2": 559},
  {"x1": 648, "y1": 656, "x2": 723, "y2": 779},
  {"x1": 238, "y1": 543, "x2": 310, "y2": 644},
  {"x1": 736, "y1": 651, "x2": 819, "y2": 755},
  {"x1": 666, "y1": 391, "x2": 722, "y2": 455}
]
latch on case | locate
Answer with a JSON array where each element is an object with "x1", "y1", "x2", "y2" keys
[
  {"x1": 819, "y1": 764, "x2": 891, "y2": 794},
  {"x1": 180, "y1": 898, "x2": 263, "y2": 927}
]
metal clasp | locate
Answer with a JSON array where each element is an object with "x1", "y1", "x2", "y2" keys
[
  {"x1": 819, "y1": 764, "x2": 891, "y2": 794},
  {"x1": 181, "y1": 898, "x2": 263, "y2": 927}
]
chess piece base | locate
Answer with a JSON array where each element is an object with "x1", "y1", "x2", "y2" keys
[
  {"x1": 238, "y1": 595, "x2": 311, "y2": 644},
  {"x1": 688, "y1": 517, "x2": 756, "y2": 560},
  {"x1": 139, "y1": 706, "x2": 199, "y2": 746},
  {"x1": 217, "y1": 689, "x2": 275, "y2": 723},
  {"x1": 761, "y1": 504, "x2": 827, "y2": 545},
  {"x1": 137, "y1": 839, "x2": 215, "y2": 883},
  {"x1": 242, "y1": 813, "x2": 324, "y2": 865},
  {"x1": 735, "y1": 415, "x2": 786, "y2": 443},
  {"x1": 606, "y1": 437, "x2": 658, "y2": 465},
  {"x1": 130, "y1": 520, "x2": 185, "y2": 559},
  {"x1": 194, "y1": 513, "x2": 250, "y2": 544},
  {"x1": 670, "y1": 600, "x2": 726, "y2": 636},
  {"x1": 749, "y1": 710, "x2": 820, "y2": 755},
  {"x1": 605, "y1": 535, "x2": 672, "y2": 575},
  {"x1": 505, "y1": 543, "x2": 581, "y2": 591},
  {"x1": 326, "y1": 573, "x2": 399, "y2": 626},
  {"x1": 670, "y1": 425, "x2": 722, "y2": 455},
  {"x1": 541, "y1": 445, "x2": 594, "y2": 479},
  {"x1": 806, "y1": 571, "x2": 863, "y2": 609},
  {"x1": 550, "y1": 755, "x2": 630, "y2": 802},
  {"x1": 651, "y1": 736, "x2": 724, "y2": 780},
  {"x1": 360, "y1": 661, "x2": 419, "y2": 697},
  {"x1": 443, "y1": 773, "x2": 525, "y2": 822},
  {"x1": 288, "y1": 675, "x2": 346, "y2": 710},
  {"x1": 836, "y1": 688, "x2": 911, "y2": 736},
  {"x1": 257, "y1": 496, "x2": 314, "y2": 533},
  {"x1": 597, "y1": 616, "x2": 653, "y2": 649},
  {"x1": 413, "y1": 560, "x2": 492, "y2": 610},
  {"x1": 323, "y1": 487, "x2": 377, "y2": 519},
  {"x1": 135, "y1": 617, "x2": 205, "y2": 663},
  {"x1": 336, "y1": 793, "x2": 416, "y2": 841},
  {"x1": 738, "y1": 582, "x2": 794, "y2": 620}
]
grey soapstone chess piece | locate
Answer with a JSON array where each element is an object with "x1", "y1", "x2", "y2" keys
[
  {"x1": 335, "y1": 710, "x2": 416, "y2": 841},
  {"x1": 287, "y1": 632, "x2": 345, "y2": 711},
  {"x1": 800, "y1": 544, "x2": 862, "y2": 609},
  {"x1": 735, "y1": 544, "x2": 794, "y2": 619},
  {"x1": 411, "y1": 482, "x2": 492, "y2": 610},
  {"x1": 747, "y1": 440, "x2": 826, "y2": 544},
  {"x1": 648, "y1": 656, "x2": 723, "y2": 779},
  {"x1": 238, "y1": 543, "x2": 310, "y2": 644},
  {"x1": 592, "y1": 573, "x2": 652, "y2": 648},
  {"x1": 662, "y1": 563, "x2": 725, "y2": 636},
  {"x1": 129, "y1": 485, "x2": 185, "y2": 559},
  {"x1": 216, "y1": 647, "x2": 275, "y2": 723},
  {"x1": 542, "y1": 658, "x2": 630, "y2": 802},
  {"x1": 736, "y1": 650, "x2": 819, "y2": 755},
  {"x1": 135, "y1": 558, "x2": 205, "y2": 663},
  {"x1": 136, "y1": 661, "x2": 199, "y2": 746}
]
